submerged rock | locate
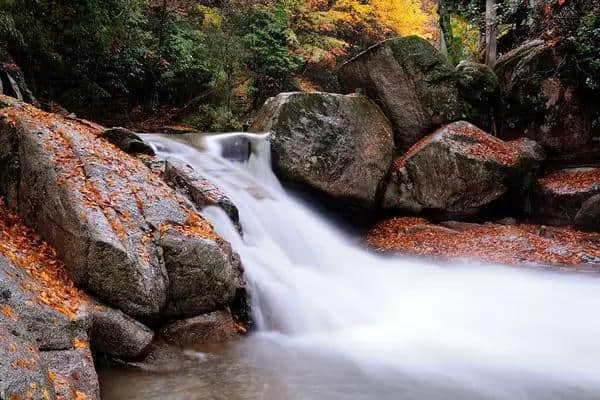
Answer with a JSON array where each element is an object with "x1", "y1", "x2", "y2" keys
[
  {"x1": 495, "y1": 40, "x2": 599, "y2": 162},
  {"x1": 383, "y1": 121, "x2": 544, "y2": 217},
  {"x1": 250, "y1": 92, "x2": 394, "y2": 208},
  {"x1": 161, "y1": 309, "x2": 238, "y2": 347},
  {"x1": 0, "y1": 96, "x2": 242, "y2": 320},
  {"x1": 339, "y1": 36, "x2": 497, "y2": 152},
  {"x1": 529, "y1": 168, "x2": 600, "y2": 230}
]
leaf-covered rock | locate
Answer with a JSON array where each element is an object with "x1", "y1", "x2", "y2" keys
[
  {"x1": 528, "y1": 168, "x2": 600, "y2": 231},
  {"x1": 0, "y1": 96, "x2": 242, "y2": 320},
  {"x1": 383, "y1": 121, "x2": 544, "y2": 218}
]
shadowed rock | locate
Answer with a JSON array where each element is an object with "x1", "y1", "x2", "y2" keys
[
  {"x1": 529, "y1": 168, "x2": 600, "y2": 231},
  {"x1": 161, "y1": 309, "x2": 238, "y2": 347},
  {"x1": 495, "y1": 40, "x2": 599, "y2": 163},
  {"x1": 90, "y1": 303, "x2": 154, "y2": 359},
  {"x1": 250, "y1": 92, "x2": 394, "y2": 208}
]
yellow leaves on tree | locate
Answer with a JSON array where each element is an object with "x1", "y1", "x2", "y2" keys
[{"x1": 332, "y1": 0, "x2": 436, "y2": 39}]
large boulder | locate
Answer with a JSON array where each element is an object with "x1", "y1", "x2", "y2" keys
[
  {"x1": 249, "y1": 92, "x2": 394, "y2": 208},
  {"x1": 383, "y1": 121, "x2": 545, "y2": 217},
  {"x1": 339, "y1": 36, "x2": 497, "y2": 152},
  {"x1": 528, "y1": 168, "x2": 600, "y2": 230},
  {"x1": 0, "y1": 96, "x2": 242, "y2": 320},
  {"x1": 495, "y1": 40, "x2": 600, "y2": 163}
]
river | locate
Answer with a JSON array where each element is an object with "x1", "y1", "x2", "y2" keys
[{"x1": 100, "y1": 132, "x2": 600, "y2": 399}]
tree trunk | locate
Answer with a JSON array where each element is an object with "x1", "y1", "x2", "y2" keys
[
  {"x1": 485, "y1": 0, "x2": 498, "y2": 67},
  {"x1": 151, "y1": 0, "x2": 169, "y2": 109},
  {"x1": 437, "y1": 0, "x2": 453, "y2": 61}
]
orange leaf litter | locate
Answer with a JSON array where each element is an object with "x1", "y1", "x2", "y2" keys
[
  {"x1": 0, "y1": 197, "x2": 87, "y2": 320},
  {"x1": 393, "y1": 122, "x2": 535, "y2": 170},
  {"x1": 537, "y1": 168, "x2": 600, "y2": 195},
  {"x1": 366, "y1": 217, "x2": 600, "y2": 266}
]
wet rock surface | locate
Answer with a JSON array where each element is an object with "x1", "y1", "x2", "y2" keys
[
  {"x1": 163, "y1": 158, "x2": 240, "y2": 227},
  {"x1": 161, "y1": 310, "x2": 238, "y2": 347},
  {"x1": 250, "y1": 92, "x2": 394, "y2": 208},
  {"x1": 382, "y1": 121, "x2": 544, "y2": 217},
  {"x1": 339, "y1": 36, "x2": 496, "y2": 152}
]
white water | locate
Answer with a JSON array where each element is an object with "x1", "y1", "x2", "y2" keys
[{"x1": 143, "y1": 133, "x2": 600, "y2": 399}]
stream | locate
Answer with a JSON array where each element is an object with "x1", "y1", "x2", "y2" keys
[{"x1": 100, "y1": 132, "x2": 600, "y2": 399}]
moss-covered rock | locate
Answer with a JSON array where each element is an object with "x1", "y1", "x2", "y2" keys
[
  {"x1": 339, "y1": 36, "x2": 497, "y2": 152},
  {"x1": 250, "y1": 92, "x2": 395, "y2": 208}
]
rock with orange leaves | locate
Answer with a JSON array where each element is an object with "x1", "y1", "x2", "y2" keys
[
  {"x1": 0, "y1": 96, "x2": 242, "y2": 320},
  {"x1": 529, "y1": 168, "x2": 600, "y2": 230},
  {"x1": 0, "y1": 324, "x2": 55, "y2": 400},
  {"x1": 382, "y1": 121, "x2": 545, "y2": 218},
  {"x1": 41, "y1": 348, "x2": 100, "y2": 400},
  {"x1": 0, "y1": 255, "x2": 99, "y2": 400}
]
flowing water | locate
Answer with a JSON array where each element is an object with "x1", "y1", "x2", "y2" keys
[{"x1": 101, "y1": 132, "x2": 600, "y2": 400}]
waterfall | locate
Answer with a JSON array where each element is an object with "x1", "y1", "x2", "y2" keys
[{"x1": 142, "y1": 132, "x2": 600, "y2": 399}]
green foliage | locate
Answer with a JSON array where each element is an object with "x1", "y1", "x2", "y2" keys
[
  {"x1": 243, "y1": 4, "x2": 303, "y2": 105},
  {"x1": 447, "y1": 14, "x2": 479, "y2": 64},
  {"x1": 574, "y1": 12, "x2": 600, "y2": 91},
  {"x1": 185, "y1": 104, "x2": 243, "y2": 132}
]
